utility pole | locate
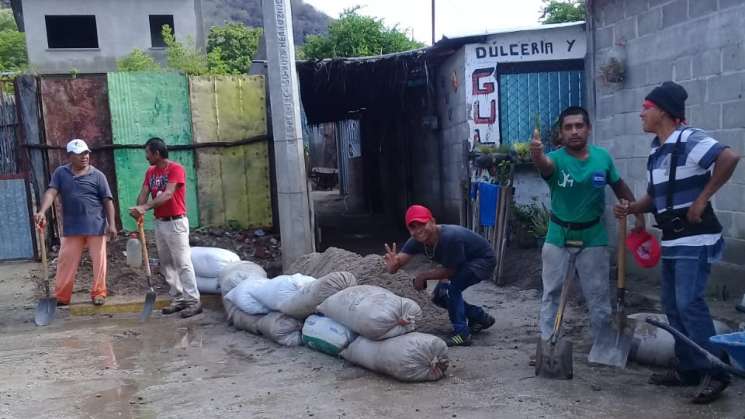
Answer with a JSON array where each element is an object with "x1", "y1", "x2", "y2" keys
[
  {"x1": 262, "y1": 0, "x2": 315, "y2": 268},
  {"x1": 431, "y1": 0, "x2": 435, "y2": 45}
]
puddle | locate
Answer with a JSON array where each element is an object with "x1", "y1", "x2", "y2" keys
[{"x1": 77, "y1": 380, "x2": 156, "y2": 419}]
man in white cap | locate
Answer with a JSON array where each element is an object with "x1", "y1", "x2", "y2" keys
[{"x1": 34, "y1": 139, "x2": 117, "y2": 306}]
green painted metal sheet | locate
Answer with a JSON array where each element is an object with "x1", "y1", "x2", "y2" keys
[
  {"x1": 108, "y1": 72, "x2": 199, "y2": 231},
  {"x1": 190, "y1": 75, "x2": 272, "y2": 228}
]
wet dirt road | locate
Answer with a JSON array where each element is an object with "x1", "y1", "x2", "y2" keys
[{"x1": 1, "y1": 262, "x2": 743, "y2": 419}]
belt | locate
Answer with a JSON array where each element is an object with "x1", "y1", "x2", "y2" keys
[
  {"x1": 550, "y1": 213, "x2": 600, "y2": 230},
  {"x1": 157, "y1": 214, "x2": 185, "y2": 221}
]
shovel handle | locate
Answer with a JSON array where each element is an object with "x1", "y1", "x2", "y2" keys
[
  {"x1": 617, "y1": 214, "x2": 627, "y2": 290},
  {"x1": 137, "y1": 219, "x2": 153, "y2": 279}
]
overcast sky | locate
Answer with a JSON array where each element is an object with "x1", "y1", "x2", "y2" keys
[{"x1": 304, "y1": 0, "x2": 549, "y2": 45}]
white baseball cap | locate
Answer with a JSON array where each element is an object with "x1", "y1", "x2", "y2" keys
[{"x1": 66, "y1": 139, "x2": 90, "y2": 154}]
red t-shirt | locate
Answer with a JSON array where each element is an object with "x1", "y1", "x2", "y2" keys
[{"x1": 144, "y1": 161, "x2": 187, "y2": 218}]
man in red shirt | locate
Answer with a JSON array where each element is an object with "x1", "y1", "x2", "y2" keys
[{"x1": 129, "y1": 137, "x2": 201, "y2": 318}]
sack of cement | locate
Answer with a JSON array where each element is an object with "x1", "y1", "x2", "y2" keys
[
  {"x1": 340, "y1": 332, "x2": 449, "y2": 382},
  {"x1": 317, "y1": 285, "x2": 421, "y2": 340},
  {"x1": 256, "y1": 312, "x2": 303, "y2": 346},
  {"x1": 219, "y1": 261, "x2": 267, "y2": 296},
  {"x1": 224, "y1": 299, "x2": 263, "y2": 334},
  {"x1": 196, "y1": 276, "x2": 220, "y2": 294},
  {"x1": 224, "y1": 278, "x2": 271, "y2": 315},
  {"x1": 629, "y1": 312, "x2": 731, "y2": 367},
  {"x1": 279, "y1": 272, "x2": 357, "y2": 319},
  {"x1": 302, "y1": 314, "x2": 356, "y2": 356},
  {"x1": 252, "y1": 274, "x2": 316, "y2": 312},
  {"x1": 191, "y1": 247, "x2": 240, "y2": 278}
]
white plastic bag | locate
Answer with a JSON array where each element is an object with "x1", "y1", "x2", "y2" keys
[
  {"x1": 317, "y1": 285, "x2": 421, "y2": 340},
  {"x1": 341, "y1": 333, "x2": 449, "y2": 382},
  {"x1": 279, "y1": 272, "x2": 357, "y2": 319},
  {"x1": 196, "y1": 276, "x2": 220, "y2": 294},
  {"x1": 190, "y1": 247, "x2": 240, "y2": 278},
  {"x1": 219, "y1": 261, "x2": 267, "y2": 297},
  {"x1": 252, "y1": 274, "x2": 316, "y2": 312},
  {"x1": 302, "y1": 315, "x2": 356, "y2": 356},
  {"x1": 256, "y1": 312, "x2": 303, "y2": 346},
  {"x1": 224, "y1": 278, "x2": 271, "y2": 314}
]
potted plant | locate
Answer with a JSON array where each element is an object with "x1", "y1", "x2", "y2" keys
[{"x1": 528, "y1": 203, "x2": 550, "y2": 247}]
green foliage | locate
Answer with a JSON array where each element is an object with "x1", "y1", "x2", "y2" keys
[
  {"x1": 513, "y1": 201, "x2": 550, "y2": 238},
  {"x1": 512, "y1": 142, "x2": 531, "y2": 163},
  {"x1": 116, "y1": 48, "x2": 161, "y2": 72},
  {"x1": 206, "y1": 23, "x2": 262, "y2": 74},
  {"x1": 301, "y1": 7, "x2": 423, "y2": 59},
  {"x1": 0, "y1": 8, "x2": 26, "y2": 72},
  {"x1": 162, "y1": 24, "x2": 209, "y2": 75},
  {"x1": 540, "y1": 0, "x2": 586, "y2": 24}
]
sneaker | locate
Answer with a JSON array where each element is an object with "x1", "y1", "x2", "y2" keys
[
  {"x1": 470, "y1": 314, "x2": 496, "y2": 335},
  {"x1": 180, "y1": 303, "x2": 203, "y2": 318},
  {"x1": 162, "y1": 302, "x2": 188, "y2": 315},
  {"x1": 649, "y1": 370, "x2": 701, "y2": 387},
  {"x1": 93, "y1": 296, "x2": 105, "y2": 306},
  {"x1": 446, "y1": 333, "x2": 472, "y2": 347}
]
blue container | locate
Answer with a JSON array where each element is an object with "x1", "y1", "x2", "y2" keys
[{"x1": 710, "y1": 331, "x2": 745, "y2": 371}]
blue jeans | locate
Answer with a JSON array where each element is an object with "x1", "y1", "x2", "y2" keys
[
  {"x1": 661, "y1": 250, "x2": 727, "y2": 379},
  {"x1": 432, "y1": 268, "x2": 488, "y2": 336}
]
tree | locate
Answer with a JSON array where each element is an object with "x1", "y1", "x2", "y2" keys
[
  {"x1": 116, "y1": 48, "x2": 161, "y2": 72},
  {"x1": 0, "y1": 8, "x2": 26, "y2": 72},
  {"x1": 540, "y1": 0, "x2": 586, "y2": 24},
  {"x1": 207, "y1": 23, "x2": 262, "y2": 74},
  {"x1": 162, "y1": 25, "x2": 209, "y2": 75},
  {"x1": 301, "y1": 8, "x2": 423, "y2": 60}
]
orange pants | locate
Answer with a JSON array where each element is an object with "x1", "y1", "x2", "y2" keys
[{"x1": 55, "y1": 235, "x2": 107, "y2": 304}]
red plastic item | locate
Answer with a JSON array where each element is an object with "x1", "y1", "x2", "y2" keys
[{"x1": 625, "y1": 230, "x2": 661, "y2": 268}]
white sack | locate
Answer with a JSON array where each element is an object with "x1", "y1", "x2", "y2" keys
[
  {"x1": 190, "y1": 247, "x2": 240, "y2": 278},
  {"x1": 224, "y1": 278, "x2": 271, "y2": 314},
  {"x1": 302, "y1": 315, "x2": 356, "y2": 356},
  {"x1": 256, "y1": 312, "x2": 303, "y2": 346},
  {"x1": 219, "y1": 261, "x2": 267, "y2": 297},
  {"x1": 279, "y1": 272, "x2": 357, "y2": 319},
  {"x1": 196, "y1": 276, "x2": 220, "y2": 294},
  {"x1": 252, "y1": 274, "x2": 316, "y2": 312},
  {"x1": 223, "y1": 299, "x2": 263, "y2": 334}
]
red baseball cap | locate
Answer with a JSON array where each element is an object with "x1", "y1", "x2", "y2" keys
[
  {"x1": 405, "y1": 205, "x2": 433, "y2": 227},
  {"x1": 625, "y1": 230, "x2": 661, "y2": 268}
]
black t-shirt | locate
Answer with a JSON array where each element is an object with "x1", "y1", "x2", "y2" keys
[{"x1": 401, "y1": 224, "x2": 496, "y2": 279}]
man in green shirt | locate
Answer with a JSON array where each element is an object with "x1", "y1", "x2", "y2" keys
[{"x1": 530, "y1": 106, "x2": 644, "y2": 347}]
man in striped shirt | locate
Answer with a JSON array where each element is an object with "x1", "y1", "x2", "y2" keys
[{"x1": 615, "y1": 81, "x2": 740, "y2": 404}]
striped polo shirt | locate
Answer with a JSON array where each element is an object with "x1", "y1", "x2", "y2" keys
[{"x1": 647, "y1": 127, "x2": 727, "y2": 259}]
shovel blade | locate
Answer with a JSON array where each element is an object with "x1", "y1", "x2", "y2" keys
[
  {"x1": 34, "y1": 298, "x2": 57, "y2": 326},
  {"x1": 535, "y1": 337, "x2": 573, "y2": 379},
  {"x1": 140, "y1": 291, "x2": 156, "y2": 321},
  {"x1": 588, "y1": 326, "x2": 634, "y2": 368}
]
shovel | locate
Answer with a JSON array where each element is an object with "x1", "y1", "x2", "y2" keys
[
  {"x1": 588, "y1": 214, "x2": 634, "y2": 368},
  {"x1": 137, "y1": 218, "x2": 156, "y2": 321},
  {"x1": 34, "y1": 221, "x2": 57, "y2": 326},
  {"x1": 535, "y1": 242, "x2": 581, "y2": 379}
]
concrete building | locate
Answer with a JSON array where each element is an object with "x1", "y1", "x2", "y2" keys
[
  {"x1": 16, "y1": 0, "x2": 204, "y2": 74},
  {"x1": 587, "y1": 0, "x2": 745, "y2": 293}
]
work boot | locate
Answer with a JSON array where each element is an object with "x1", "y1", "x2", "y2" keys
[
  {"x1": 162, "y1": 302, "x2": 188, "y2": 315},
  {"x1": 180, "y1": 302, "x2": 203, "y2": 318},
  {"x1": 93, "y1": 296, "x2": 105, "y2": 306},
  {"x1": 691, "y1": 373, "x2": 731, "y2": 404},
  {"x1": 470, "y1": 313, "x2": 496, "y2": 334}
]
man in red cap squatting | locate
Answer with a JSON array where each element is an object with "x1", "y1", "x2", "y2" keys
[
  {"x1": 383, "y1": 205, "x2": 496, "y2": 346},
  {"x1": 615, "y1": 81, "x2": 740, "y2": 403}
]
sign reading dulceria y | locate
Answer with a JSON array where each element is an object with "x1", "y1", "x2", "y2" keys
[{"x1": 465, "y1": 24, "x2": 587, "y2": 147}]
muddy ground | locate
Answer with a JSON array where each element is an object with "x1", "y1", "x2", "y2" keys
[{"x1": 2, "y1": 248, "x2": 744, "y2": 418}]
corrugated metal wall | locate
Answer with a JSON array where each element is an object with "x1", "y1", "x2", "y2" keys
[
  {"x1": 40, "y1": 75, "x2": 121, "y2": 229},
  {"x1": 189, "y1": 75, "x2": 272, "y2": 228},
  {"x1": 0, "y1": 179, "x2": 34, "y2": 259},
  {"x1": 108, "y1": 72, "x2": 199, "y2": 231},
  {"x1": 16, "y1": 76, "x2": 46, "y2": 202}
]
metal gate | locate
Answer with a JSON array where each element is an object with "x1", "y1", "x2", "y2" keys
[{"x1": 0, "y1": 79, "x2": 34, "y2": 260}]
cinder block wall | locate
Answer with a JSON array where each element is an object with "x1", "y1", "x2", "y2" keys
[{"x1": 589, "y1": 0, "x2": 745, "y2": 297}]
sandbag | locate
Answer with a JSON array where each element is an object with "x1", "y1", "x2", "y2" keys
[
  {"x1": 224, "y1": 278, "x2": 271, "y2": 314},
  {"x1": 223, "y1": 299, "x2": 263, "y2": 334},
  {"x1": 302, "y1": 315, "x2": 356, "y2": 356},
  {"x1": 196, "y1": 276, "x2": 220, "y2": 294},
  {"x1": 317, "y1": 285, "x2": 421, "y2": 340},
  {"x1": 252, "y1": 274, "x2": 316, "y2": 312},
  {"x1": 219, "y1": 261, "x2": 267, "y2": 297},
  {"x1": 629, "y1": 312, "x2": 731, "y2": 367},
  {"x1": 341, "y1": 332, "x2": 449, "y2": 382},
  {"x1": 279, "y1": 272, "x2": 357, "y2": 319},
  {"x1": 256, "y1": 312, "x2": 303, "y2": 346},
  {"x1": 191, "y1": 247, "x2": 240, "y2": 278}
]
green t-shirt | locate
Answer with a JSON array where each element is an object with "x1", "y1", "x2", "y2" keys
[{"x1": 544, "y1": 145, "x2": 620, "y2": 247}]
